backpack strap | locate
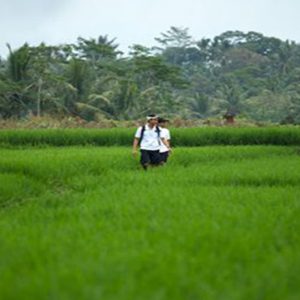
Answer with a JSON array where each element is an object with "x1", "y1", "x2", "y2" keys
[{"x1": 156, "y1": 126, "x2": 161, "y2": 145}]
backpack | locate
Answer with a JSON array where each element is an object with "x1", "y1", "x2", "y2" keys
[{"x1": 138, "y1": 125, "x2": 161, "y2": 146}]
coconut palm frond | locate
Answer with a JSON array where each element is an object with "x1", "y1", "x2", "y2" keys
[
  {"x1": 88, "y1": 94, "x2": 111, "y2": 104},
  {"x1": 75, "y1": 102, "x2": 105, "y2": 114},
  {"x1": 140, "y1": 86, "x2": 159, "y2": 97}
]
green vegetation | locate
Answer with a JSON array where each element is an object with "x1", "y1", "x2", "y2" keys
[
  {"x1": 1, "y1": 28, "x2": 300, "y2": 123},
  {"x1": 0, "y1": 127, "x2": 300, "y2": 147},
  {"x1": 1, "y1": 145, "x2": 300, "y2": 299}
]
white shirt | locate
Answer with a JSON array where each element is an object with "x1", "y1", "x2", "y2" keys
[
  {"x1": 159, "y1": 128, "x2": 171, "y2": 153},
  {"x1": 135, "y1": 125, "x2": 160, "y2": 151}
]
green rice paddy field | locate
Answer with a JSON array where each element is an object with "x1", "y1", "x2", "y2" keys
[{"x1": 0, "y1": 128, "x2": 300, "y2": 300}]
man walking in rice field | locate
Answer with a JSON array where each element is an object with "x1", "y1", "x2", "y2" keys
[{"x1": 132, "y1": 114, "x2": 170, "y2": 170}]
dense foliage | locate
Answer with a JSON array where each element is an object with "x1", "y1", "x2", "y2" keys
[{"x1": 1, "y1": 27, "x2": 300, "y2": 123}]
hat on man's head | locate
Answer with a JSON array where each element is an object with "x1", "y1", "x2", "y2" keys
[
  {"x1": 158, "y1": 117, "x2": 169, "y2": 123},
  {"x1": 147, "y1": 114, "x2": 159, "y2": 121}
]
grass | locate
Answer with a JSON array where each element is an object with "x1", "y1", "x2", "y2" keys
[
  {"x1": 0, "y1": 146, "x2": 300, "y2": 300},
  {"x1": 0, "y1": 126, "x2": 300, "y2": 147}
]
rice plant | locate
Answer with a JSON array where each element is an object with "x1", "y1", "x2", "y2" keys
[
  {"x1": 0, "y1": 127, "x2": 300, "y2": 147},
  {"x1": 0, "y1": 145, "x2": 299, "y2": 300}
]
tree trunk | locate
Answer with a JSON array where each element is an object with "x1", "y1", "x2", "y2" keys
[{"x1": 37, "y1": 78, "x2": 43, "y2": 117}]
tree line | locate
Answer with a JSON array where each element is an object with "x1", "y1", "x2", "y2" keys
[{"x1": 1, "y1": 27, "x2": 300, "y2": 123}]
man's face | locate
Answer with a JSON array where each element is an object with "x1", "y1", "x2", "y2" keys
[{"x1": 149, "y1": 118, "x2": 158, "y2": 126}]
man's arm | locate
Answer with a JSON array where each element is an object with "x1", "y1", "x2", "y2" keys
[
  {"x1": 133, "y1": 127, "x2": 142, "y2": 157},
  {"x1": 161, "y1": 137, "x2": 171, "y2": 151},
  {"x1": 132, "y1": 137, "x2": 139, "y2": 157}
]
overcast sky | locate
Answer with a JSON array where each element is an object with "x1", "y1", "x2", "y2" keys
[{"x1": 1, "y1": 0, "x2": 300, "y2": 58}]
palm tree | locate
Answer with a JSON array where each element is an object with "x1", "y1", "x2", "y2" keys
[
  {"x1": 211, "y1": 78, "x2": 247, "y2": 116},
  {"x1": 2, "y1": 44, "x2": 33, "y2": 117},
  {"x1": 6, "y1": 44, "x2": 31, "y2": 82},
  {"x1": 76, "y1": 35, "x2": 122, "y2": 65}
]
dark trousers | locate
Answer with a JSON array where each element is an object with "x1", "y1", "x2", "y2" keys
[
  {"x1": 160, "y1": 151, "x2": 169, "y2": 163},
  {"x1": 140, "y1": 150, "x2": 161, "y2": 168}
]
